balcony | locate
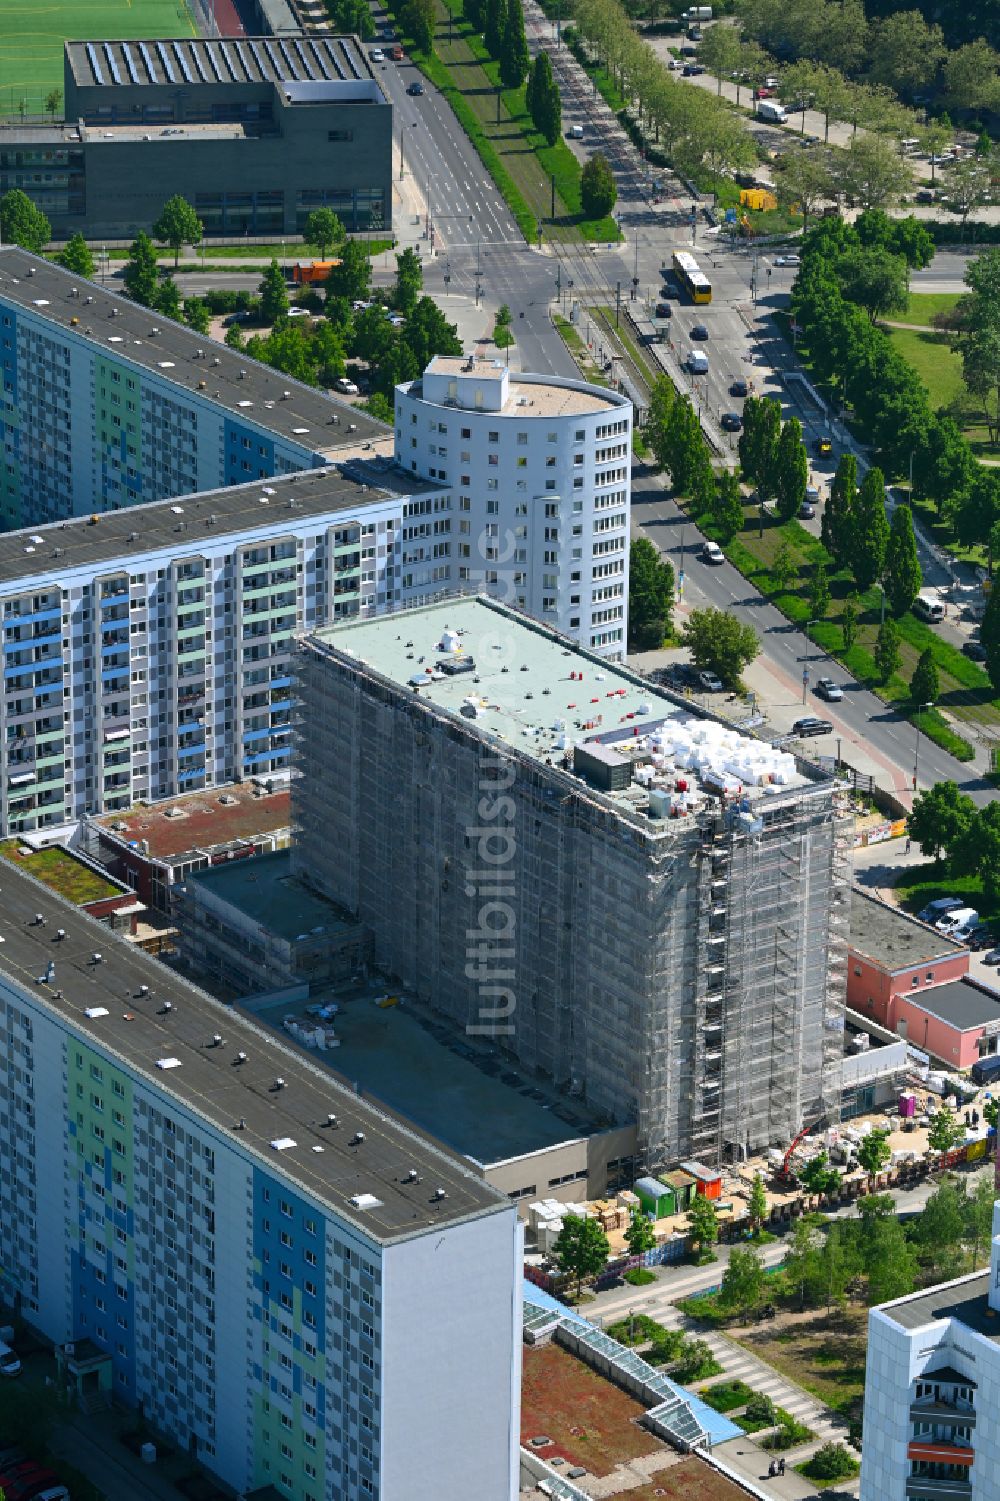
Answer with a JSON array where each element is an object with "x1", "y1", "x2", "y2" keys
[
  {"x1": 906, "y1": 1477, "x2": 972, "y2": 1499},
  {"x1": 910, "y1": 1402, "x2": 975, "y2": 1428},
  {"x1": 908, "y1": 1444, "x2": 973, "y2": 1466}
]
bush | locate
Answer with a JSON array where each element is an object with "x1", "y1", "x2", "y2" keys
[
  {"x1": 798, "y1": 1442, "x2": 861, "y2": 1482},
  {"x1": 762, "y1": 1410, "x2": 815, "y2": 1450},
  {"x1": 744, "y1": 1392, "x2": 776, "y2": 1425},
  {"x1": 671, "y1": 1336, "x2": 723, "y2": 1383},
  {"x1": 607, "y1": 1312, "x2": 666, "y2": 1346},
  {"x1": 699, "y1": 1379, "x2": 755, "y2": 1413},
  {"x1": 624, "y1": 1266, "x2": 657, "y2": 1285}
]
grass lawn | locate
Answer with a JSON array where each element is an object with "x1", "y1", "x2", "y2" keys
[
  {"x1": 734, "y1": 1306, "x2": 867, "y2": 1421},
  {"x1": 0, "y1": 0, "x2": 195, "y2": 116},
  {"x1": 893, "y1": 291, "x2": 960, "y2": 327},
  {"x1": 553, "y1": 312, "x2": 611, "y2": 386},
  {"x1": 710, "y1": 500, "x2": 995, "y2": 759},
  {"x1": 893, "y1": 860, "x2": 1000, "y2": 930},
  {"x1": 0, "y1": 841, "x2": 119, "y2": 904},
  {"x1": 883, "y1": 326, "x2": 966, "y2": 411}
]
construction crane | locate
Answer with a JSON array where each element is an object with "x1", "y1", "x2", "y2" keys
[{"x1": 776, "y1": 1117, "x2": 828, "y2": 1188}]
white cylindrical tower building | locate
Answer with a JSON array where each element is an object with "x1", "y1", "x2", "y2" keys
[{"x1": 395, "y1": 354, "x2": 633, "y2": 658}]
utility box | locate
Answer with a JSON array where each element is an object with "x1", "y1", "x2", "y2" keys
[{"x1": 573, "y1": 741, "x2": 633, "y2": 792}]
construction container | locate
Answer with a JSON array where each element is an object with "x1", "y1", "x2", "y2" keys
[
  {"x1": 680, "y1": 1160, "x2": 723, "y2": 1199},
  {"x1": 634, "y1": 1177, "x2": 675, "y2": 1218},
  {"x1": 899, "y1": 1092, "x2": 917, "y2": 1118}
]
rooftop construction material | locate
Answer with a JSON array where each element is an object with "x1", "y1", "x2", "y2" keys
[{"x1": 295, "y1": 596, "x2": 851, "y2": 1171}]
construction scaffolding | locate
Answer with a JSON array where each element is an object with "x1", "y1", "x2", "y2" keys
[{"x1": 293, "y1": 598, "x2": 849, "y2": 1177}]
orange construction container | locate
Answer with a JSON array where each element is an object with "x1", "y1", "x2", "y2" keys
[{"x1": 292, "y1": 259, "x2": 341, "y2": 285}]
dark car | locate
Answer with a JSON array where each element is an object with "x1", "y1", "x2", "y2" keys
[
  {"x1": 688, "y1": 25, "x2": 703, "y2": 39},
  {"x1": 966, "y1": 924, "x2": 994, "y2": 951},
  {"x1": 915, "y1": 189, "x2": 937, "y2": 204},
  {"x1": 407, "y1": 80, "x2": 425, "y2": 95},
  {"x1": 682, "y1": 63, "x2": 705, "y2": 75},
  {"x1": 814, "y1": 435, "x2": 833, "y2": 456},
  {"x1": 661, "y1": 279, "x2": 680, "y2": 299},
  {"x1": 654, "y1": 301, "x2": 673, "y2": 319},
  {"x1": 963, "y1": 640, "x2": 987, "y2": 662},
  {"x1": 690, "y1": 324, "x2": 710, "y2": 340},
  {"x1": 791, "y1": 716, "x2": 833, "y2": 737},
  {"x1": 720, "y1": 412, "x2": 742, "y2": 432},
  {"x1": 798, "y1": 500, "x2": 815, "y2": 519},
  {"x1": 680, "y1": 44, "x2": 699, "y2": 57},
  {"x1": 730, "y1": 379, "x2": 749, "y2": 398}
]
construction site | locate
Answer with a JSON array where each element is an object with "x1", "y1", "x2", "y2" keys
[{"x1": 293, "y1": 595, "x2": 852, "y2": 1176}]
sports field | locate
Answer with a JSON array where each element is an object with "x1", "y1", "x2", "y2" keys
[{"x1": 0, "y1": 0, "x2": 197, "y2": 116}]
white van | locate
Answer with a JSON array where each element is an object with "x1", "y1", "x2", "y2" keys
[
  {"x1": 913, "y1": 594, "x2": 945, "y2": 623},
  {"x1": 687, "y1": 350, "x2": 709, "y2": 373},
  {"x1": 935, "y1": 906, "x2": 979, "y2": 936},
  {"x1": 568, "y1": 124, "x2": 584, "y2": 140},
  {"x1": 0, "y1": 1340, "x2": 21, "y2": 1377},
  {"x1": 756, "y1": 100, "x2": 788, "y2": 124}
]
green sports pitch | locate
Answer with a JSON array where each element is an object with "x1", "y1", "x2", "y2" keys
[{"x1": 0, "y1": 0, "x2": 197, "y2": 116}]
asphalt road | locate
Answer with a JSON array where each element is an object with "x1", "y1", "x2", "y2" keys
[{"x1": 631, "y1": 465, "x2": 996, "y2": 805}]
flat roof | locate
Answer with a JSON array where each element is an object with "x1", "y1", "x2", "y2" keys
[
  {"x1": 95, "y1": 786, "x2": 291, "y2": 863},
  {"x1": 881, "y1": 1270, "x2": 998, "y2": 1343},
  {"x1": 418, "y1": 358, "x2": 620, "y2": 416},
  {"x1": 190, "y1": 849, "x2": 357, "y2": 941},
  {"x1": 0, "y1": 842, "x2": 124, "y2": 904},
  {"x1": 849, "y1": 890, "x2": 965, "y2": 970},
  {"x1": 254, "y1": 977, "x2": 602, "y2": 1165},
  {"x1": 906, "y1": 978, "x2": 1000, "y2": 1033},
  {"x1": 0, "y1": 858, "x2": 506, "y2": 1241},
  {"x1": 0, "y1": 453, "x2": 432, "y2": 593},
  {"x1": 308, "y1": 596, "x2": 815, "y2": 827},
  {"x1": 66, "y1": 35, "x2": 374, "y2": 91},
  {"x1": 0, "y1": 248, "x2": 386, "y2": 453},
  {"x1": 81, "y1": 123, "x2": 246, "y2": 142}
]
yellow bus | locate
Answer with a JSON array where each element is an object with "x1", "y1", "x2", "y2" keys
[{"x1": 671, "y1": 250, "x2": 712, "y2": 304}]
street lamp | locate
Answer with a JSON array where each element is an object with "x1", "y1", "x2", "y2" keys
[{"x1": 914, "y1": 701, "x2": 933, "y2": 790}]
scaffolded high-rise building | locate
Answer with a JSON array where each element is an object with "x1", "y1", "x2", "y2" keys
[{"x1": 294, "y1": 596, "x2": 850, "y2": 1171}]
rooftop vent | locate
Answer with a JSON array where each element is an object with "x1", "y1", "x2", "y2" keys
[
  {"x1": 90, "y1": 952, "x2": 103, "y2": 965},
  {"x1": 324, "y1": 1113, "x2": 339, "y2": 1129},
  {"x1": 349, "y1": 1193, "x2": 383, "y2": 1211},
  {"x1": 32, "y1": 913, "x2": 45, "y2": 927},
  {"x1": 403, "y1": 1168, "x2": 419, "y2": 1184},
  {"x1": 150, "y1": 327, "x2": 160, "y2": 336},
  {"x1": 138, "y1": 984, "x2": 149, "y2": 997},
  {"x1": 210, "y1": 1034, "x2": 224, "y2": 1048},
  {"x1": 273, "y1": 1077, "x2": 285, "y2": 1091},
  {"x1": 156, "y1": 1057, "x2": 182, "y2": 1070},
  {"x1": 159, "y1": 1000, "x2": 172, "y2": 1014},
  {"x1": 55, "y1": 928, "x2": 66, "y2": 941},
  {"x1": 270, "y1": 1137, "x2": 296, "y2": 1151},
  {"x1": 432, "y1": 1188, "x2": 448, "y2": 1202},
  {"x1": 350, "y1": 1131, "x2": 365, "y2": 1146},
  {"x1": 84, "y1": 1007, "x2": 109, "y2": 1020},
  {"x1": 235, "y1": 1050, "x2": 247, "y2": 1065}
]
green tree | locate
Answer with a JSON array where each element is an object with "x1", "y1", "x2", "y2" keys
[
  {"x1": 943, "y1": 39, "x2": 1000, "y2": 114},
  {"x1": 259, "y1": 259, "x2": 290, "y2": 325},
  {"x1": 57, "y1": 231, "x2": 95, "y2": 278},
  {"x1": 580, "y1": 154, "x2": 617, "y2": 219},
  {"x1": 393, "y1": 246, "x2": 424, "y2": 314},
  {"x1": 528, "y1": 52, "x2": 561, "y2": 145},
  {"x1": 983, "y1": 580, "x2": 1000, "y2": 693},
  {"x1": 672, "y1": 1336, "x2": 719, "y2": 1382},
  {"x1": 484, "y1": 0, "x2": 507, "y2": 56},
  {"x1": 748, "y1": 1174, "x2": 768, "y2": 1232},
  {"x1": 817, "y1": 1222, "x2": 854, "y2": 1313},
  {"x1": 808, "y1": 1443, "x2": 861, "y2": 1483},
  {"x1": 799, "y1": 1151, "x2": 841, "y2": 1197},
  {"x1": 224, "y1": 323, "x2": 245, "y2": 350},
  {"x1": 184, "y1": 296, "x2": 211, "y2": 335},
  {"x1": 773, "y1": 417, "x2": 808, "y2": 522},
  {"x1": 772, "y1": 540, "x2": 798, "y2": 593},
  {"x1": 361, "y1": 390, "x2": 394, "y2": 423},
  {"x1": 841, "y1": 598, "x2": 858, "y2": 653},
  {"x1": 644, "y1": 375, "x2": 674, "y2": 471},
  {"x1": 44, "y1": 87, "x2": 63, "y2": 119},
  {"x1": 681, "y1": 608, "x2": 760, "y2": 688},
  {"x1": 849, "y1": 466, "x2": 889, "y2": 592},
  {"x1": 835, "y1": 132, "x2": 911, "y2": 211},
  {"x1": 866, "y1": 10, "x2": 945, "y2": 95},
  {"x1": 918, "y1": 1177, "x2": 967, "y2": 1277},
  {"x1": 628, "y1": 536, "x2": 674, "y2": 652},
  {"x1": 122, "y1": 230, "x2": 160, "y2": 307},
  {"x1": 863, "y1": 1214, "x2": 918, "y2": 1305},
  {"x1": 662, "y1": 396, "x2": 708, "y2": 496},
  {"x1": 0, "y1": 189, "x2": 50, "y2": 252},
  {"x1": 783, "y1": 1218, "x2": 822, "y2": 1308},
  {"x1": 152, "y1": 194, "x2": 203, "y2": 269},
  {"x1": 401, "y1": 0, "x2": 435, "y2": 52},
  {"x1": 721, "y1": 1246, "x2": 765, "y2": 1317},
  {"x1": 823, "y1": 452, "x2": 857, "y2": 565},
  {"x1": 907, "y1": 780, "x2": 976, "y2": 863},
  {"x1": 499, "y1": 0, "x2": 530, "y2": 88},
  {"x1": 697, "y1": 22, "x2": 742, "y2": 96},
  {"x1": 712, "y1": 471, "x2": 745, "y2": 544},
  {"x1": 910, "y1": 648, "x2": 939, "y2": 709},
  {"x1": 775, "y1": 146, "x2": 836, "y2": 233},
  {"x1": 625, "y1": 1206, "x2": 657, "y2": 1259},
  {"x1": 154, "y1": 276, "x2": 181, "y2": 321},
  {"x1": 964, "y1": 1173, "x2": 996, "y2": 1271},
  {"x1": 686, "y1": 1193, "x2": 719, "y2": 1257},
  {"x1": 874, "y1": 618, "x2": 901, "y2": 684},
  {"x1": 838, "y1": 246, "x2": 908, "y2": 323},
  {"x1": 325, "y1": 239, "x2": 371, "y2": 304},
  {"x1": 956, "y1": 248, "x2": 1000, "y2": 451},
  {"x1": 809, "y1": 563, "x2": 831, "y2": 620},
  {"x1": 739, "y1": 396, "x2": 781, "y2": 497},
  {"x1": 312, "y1": 320, "x2": 348, "y2": 385},
  {"x1": 856, "y1": 1127, "x2": 891, "y2": 1187},
  {"x1": 303, "y1": 207, "x2": 346, "y2": 259},
  {"x1": 884, "y1": 504, "x2": 922, "y2": 617},
  {"x1": 957, "y1": 802, "x2": 1000, "y2": 904},
  {"x1": 552, "y1": 1214, "x2": 610, "y2": 1300},
  {"x1": 928, "y1": 1110, "x2": 964, "y2": 1155}
]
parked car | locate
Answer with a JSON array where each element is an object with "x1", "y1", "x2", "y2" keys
[
  {"x1": 983, "y1": 947, "x2": 1000, "y2": 966},
  {"x1": 700, "y1": 541, "x2": 724, "y2": 564},
  {"x1": 682, "y1": 63, "x2": 705, "y2": 75},
  {"x1": 369, "y1": 47, "x2": 385, "y2": 61},
  {"x1": 965, "y1": 925, "x2": 994, "y2": 951},
  {"x1": 814, "y1": 434, "x2": 833, "y2": 455},
  {"x1": 805, "y1": 483, "x2": 821, "y2": 503},
  {"x1": 917, "y1": 896, "x2": 964, "y2": 924},
  {"x1": 333, "y1": 377, "x2": 359, "y2": 395},
  {"x1": 798, "y1": 500, "x2": 815, "y2": 519},
  {"x1": 568, "y1": 124, "x2": 584, "y2": 139},
  {"x1": 963, "y1": 640, "x2": 987, "y2": 662},
  {"x1": 222, "y1": 310, "x2": 250, "y2": 327},
  {"x1": 915, "y1": 188, "x2": 937, "y2": 204},
  {"x1": 773, "y1": 254, "x2": 800, "y2": 267},
  {"x1": 696, "y1": 669, "x2": 724, "y2": 692},
  {"x1": 690, "y1": 323, "x2": 710, "y2": 340},
  {"x1": 791, "y1": 716, "x2": 833, "y2": 737},
  {"x1": 720, "y1": 411, "x2": 742, "y2": 432},
  {"x1": 407, "y1": 80, "x2": 425, "y2": 94},
  {"x1": 287, "y1": 305, "x2": 310, "y2": 318},
  {"x1": 935, "y1": 906, "x2": 980, "y2": 936},
  {"x1": 730, "y1": 378, "x2": 749, "y2": 397},
  {"x1": 814, "y1": 677, "x2": 843, "y2": 702}
]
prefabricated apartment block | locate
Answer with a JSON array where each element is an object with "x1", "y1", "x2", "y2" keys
[
  {"x1": 0, "y1": 854, "x2": 521, "y2": 1501},
  {"x1": 294, "y1": 596, "x2": 851, "y2": 1171}
]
